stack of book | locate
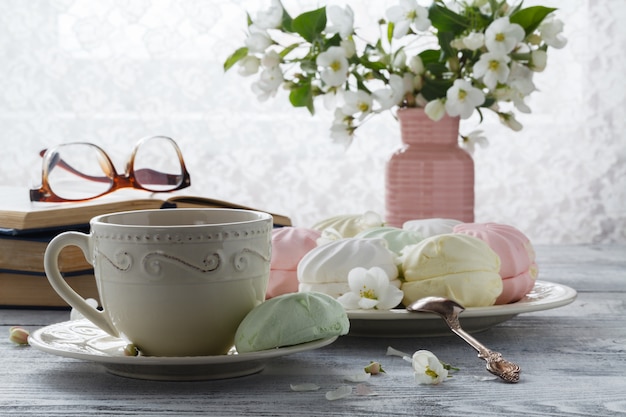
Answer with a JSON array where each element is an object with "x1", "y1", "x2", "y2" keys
[{"x1": 0, "y1": 187, "x2": 291, "y2": 307}]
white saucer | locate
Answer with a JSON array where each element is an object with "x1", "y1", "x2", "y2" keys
[
  {"x1": 29, "y1": 319, "x2": 338, "y2": 381},
  {"x1": 346, "y1": 280, "x2": 577, "y2": 337}
]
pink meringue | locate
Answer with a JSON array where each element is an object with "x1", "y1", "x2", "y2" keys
[
  {"x1": 453, "y1": 222, "x2": 537, "y2": 304},
  {"x1": 268, "y1": 227, "x2": 321, "y2": 299}
]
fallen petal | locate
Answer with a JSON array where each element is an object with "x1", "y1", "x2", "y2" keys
[
  {"x1": 474, "y1": 375, "x2": 499, "y2": 382},
  {"x1": 386, "y1": 346, "x2": 412, "y2": 362},
  {"x1": 356, "y1": 384, "x2": 378, "y2": 396},
  {"x1": 325, "y1": 385, "x2": 353, "y2": 401},
  {"x1": 290, "y1": 383, "x2": 321, "y2": 392},
  {"x1": 343, "y1": 373, "x2": 371, "y2": 382}
]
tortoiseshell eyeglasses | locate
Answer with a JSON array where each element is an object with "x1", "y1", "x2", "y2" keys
[{"x1": 30, "y1": 136, "x2": 191, "y2": 203}]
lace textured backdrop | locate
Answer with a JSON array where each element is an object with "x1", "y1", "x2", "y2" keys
[{"x1": 0, "y1": 0, "x2": 624, "y2": 244}]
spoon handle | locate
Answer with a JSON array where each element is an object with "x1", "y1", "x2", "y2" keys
[{"x1": 445, "y1": 316, "x2": 521, "y2": 383}]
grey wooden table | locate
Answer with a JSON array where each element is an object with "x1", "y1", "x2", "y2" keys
[{"x1": 1, "y1": 245, "x2": 625, "y2": 417}]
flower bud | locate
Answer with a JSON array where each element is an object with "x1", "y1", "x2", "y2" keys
[
  {"x1": 9, "y1": 326, "x2": 29, "y2": 345},
  {"x1": 364, "y1": 361, "x2": 385, "y2": 375},
  {"x1": 123, "y1": 343, "x2": 140, "y2": 356}
]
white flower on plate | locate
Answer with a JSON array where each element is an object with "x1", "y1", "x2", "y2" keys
[
  {"x1": 412, "y1": 350, "x2": 449, "y2": 385},
  {"x1": 386, "y1": 0, "x2": 431, "y2": 39},
  {"x1": 445, "y1": 79, "x2": 486, "y2": 119},
  {"x1": 316, "y1": 46, "x2": 349, "y2": 87},
  {"x1": 484, "y1": 17, "x2": 525, "y2": 55},
  {"x1": 337, "y1": 266, "x2": 404, "y2": 310}
]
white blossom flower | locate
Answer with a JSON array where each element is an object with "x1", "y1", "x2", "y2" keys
[
  {"x1": 408, "y1": 55, "x2": 424, "y2": 74},
  {"x1": 530, "y1": 49, "x2": 547, "y2": 72},
  {"x1": 473, "y1": 52, "x2": 511, "y2": 90},
  {"x1": 326, "y1": 5, "x2": 354, "y2": 40},
  {"x1": 341, "y1": 39, "x2": 356, "y2": 58},
  {"x1": 412, "y1": 350, "x2": 448, "y2": 385},
  {"x1": 459, "y1": 130, "x2": 488, "y2": 154},
  {"x1": 261, "y1": 50, "x2": 281, "y2": 68},
  {"x1": 424, "y1": 99, "x2": 446, "y2": 121},
  {"x1": 342, "y1": 90, "x2": 373, "y2": 119},
  {"x1": 252, "y1": 0, "x2": 283, "y2": 30},
  {"x1": 485, "y1": 17, "x2": 525, "y2": 55},
  {"x1": 238, "y1": 56, "x2": 260, "y2": 76},
  {"x1": 462, "y1": 31, "x2": 485, "y2": 50},
  {"x1": 499, "y1": 111, "x2": 523, "y2": 131},
  {"x1": 373, "y1": 74, "x2": 410, "y2": 110},
  {"x1": 539, "y1": 16, "x2": 567, "y2": 49},
  {"x1": 316, "y1": 46, "x2": 349, "y2": 87},
  {"x1": 392, "y1": 49, "x2": 408, "y2": 70},
  {"x1": 245, "y1": 25, "x2": 273, "y2": 54},
  {"x1": 386, "y1": 0, "x2": 431, "y2": 39},
  {"x1": 337, "y1": 266, "x2": 404, "y2": 310},
  {"x1": 251, "y1": 65, "x2": 283, "y2": 101},
  {"x1": 497, "y1": 62, "x2": 535, "y2": 112},
  {"x1": 445, "y1": 79, "x2": 486, "y2": 119},
  {"x1": 330, "y1": 122, "x2": 354, "y2": 148}
]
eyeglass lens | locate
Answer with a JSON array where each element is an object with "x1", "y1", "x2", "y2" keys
[
  {"x1": 133, "y1": 136, "x2": 186, "y2": 191},
  {"x1": 45, "y1": 143, "x2": 114, "y2": 201}
]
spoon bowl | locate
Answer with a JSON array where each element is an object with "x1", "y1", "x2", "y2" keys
[
  {"x1": 407, "y1": 297, "x2": 521, "y2": 383},
  {"x1": 407, "y1": 296, "x2": 465, "y2": 317}
]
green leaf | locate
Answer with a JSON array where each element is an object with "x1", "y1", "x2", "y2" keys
[
  {"x1": 223, "y1": 47, "x2": 249, "y2": 72},
  {"x1": 424, "y1": 62, "x2": 448, "y2": 77},
  {"x1": 437, "y1": 31, "x2": 456, "y2": 59},
  {"x1": 387, "y1": 22, "x2": 394, "y2": 44},
  {"x1": 429, "y1": 3, "x2": 469, "y2": 35},
  {"x1": 360, "y1": 59, "x2": 387, "y2": 72},
  {"x1": 279, "y1": 42, "x2": 300, "y2": 59},
  {"x1": 289, "y1": 83, "x2": 315, "y2": 114},
  {"x1": 510, "y1": 6, "x2": 557, "y2": 36},
  {"x1": 421, "y1": 77, "x2": 453, "y2": 101},
  {"x1": 281, "y1": 4, "x2": 294, "y2": 32},
  {"x1": 419, "y1": 49, "x2": 443, "y2": 65},
  {"x1": 292, "y1": 7, "x2": 327, "y2": 43}
]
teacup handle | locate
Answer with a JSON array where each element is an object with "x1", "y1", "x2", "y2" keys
[{"x1": 44, "y1": 231, "x2": 119, "y2": 337}]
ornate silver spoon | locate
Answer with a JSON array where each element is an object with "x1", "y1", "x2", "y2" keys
[{"x1": 407, "y1": 296, "x2": 521, "y2": 383}]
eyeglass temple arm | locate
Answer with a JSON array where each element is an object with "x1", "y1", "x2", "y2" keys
[{"x1": 39, "y1": 149, "x2": 183, "y2": 185}]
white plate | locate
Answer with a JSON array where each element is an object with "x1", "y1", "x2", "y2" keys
[
  {"x1": 346, "y1": 280, "x2": 577, "y2": 337},
  {"x1": 29, "y1": 319, "x2": 337, "y2": 381}
]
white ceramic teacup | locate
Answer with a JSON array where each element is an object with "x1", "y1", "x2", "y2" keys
[{"x1": 43, "y1": 208, "x2": 272, "y2": 357}]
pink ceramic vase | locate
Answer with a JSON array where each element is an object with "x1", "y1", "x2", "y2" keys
[{"x1": 385, "y1": 108, "x2": 474, "y2": 227}]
